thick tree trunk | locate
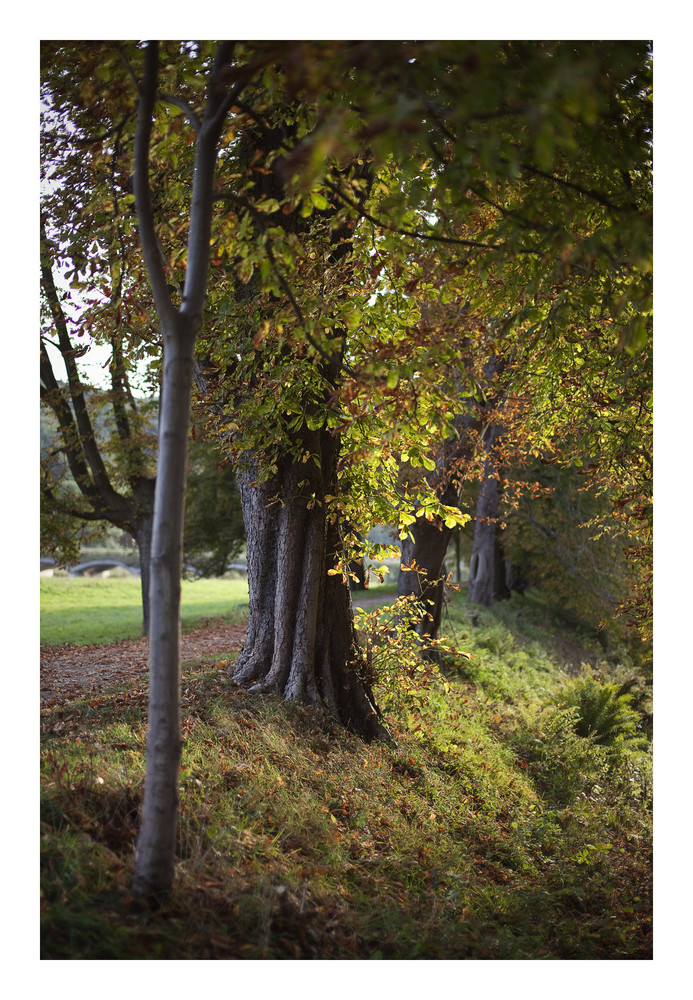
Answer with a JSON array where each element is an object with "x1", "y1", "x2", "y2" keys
[
  {"x1": 468, "y1": 425, "x2": 503, "y2": 607},
  {"x1": 397, "y1": 522, "x2": 453, "y2": 642},
  {"x1": 133, "y1": 326, "x2": 196, "y2": 898},
  {"x1": 233, "y1": 433, "x2": 389, "y2": 742}
]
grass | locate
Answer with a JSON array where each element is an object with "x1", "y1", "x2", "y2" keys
[
  {"x1": 40, "y1": 576, "x2": 252, "y2": 646},
  {"x1": 39, "y1": 582, "x2": 652, "y2": 959},
  {"x1": 40, "y1": 575, "x2": 398, "y2": 647}
]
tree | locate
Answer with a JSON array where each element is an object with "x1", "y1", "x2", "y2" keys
[
  {"x1": 213, "y1": 39, "x2": 652, "y2": 667},
  {"x1": 366, "y1": 41, "x2": 653, "y2": 639},
  {"x1": 395, "y1": 348, "x2": 507, "y2": 635},
  {"x1": 180, "y1": 46, "x2": 404, "y2": 739},
  {"x1": 41, "y1": 43, "x2": 164, "y2": 632},
  {"x1": 129, "y1": 41, "x2": 251, "y2": 898},
  {"x1": 40, "y1": 219, "x2": 157, "y2": 634}
]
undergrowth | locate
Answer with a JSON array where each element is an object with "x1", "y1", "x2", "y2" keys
[{"x1": 40, "y1": 588, "x2": 652, "y2": 959}]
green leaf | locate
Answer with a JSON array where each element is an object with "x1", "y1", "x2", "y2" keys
[
  {"x1": 255, "y1": 198, "x2": 280, "y2": 213},
  {"x1": 309, "y1": 190, "x2": 329, "y2": 210}
]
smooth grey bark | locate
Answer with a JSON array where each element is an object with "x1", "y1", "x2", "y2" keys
[
  {"x1": 132, "y1": 41, "x2": 241, "y2": 900},
  {"x1": 133, "y1": 323, "x2": 195, "y2": 897}
]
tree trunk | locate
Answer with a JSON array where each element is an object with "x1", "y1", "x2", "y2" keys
[
  {"x1": 131, "y1": 40, "x2": 238, "y2": 900},
  {"x1": 233, "y1": 431, "x2": 389, "y2": 742},
  {"x1": 132, "y1": 327, "x2": 196, "y2": 898},
  {"x1": 395, "y1": 414, "x2": 469, "y2": 645},
  {"x1": 396, "y1": 356, "x2": 507, "y2": 634},
  {"x1": 397, "y1": 522, "x2": 453, "y2": 642},
  {"x1": 468, "y1": 425, "x2": 503, "y2": 607},
  {"x1": 132, "y1": 510, "x2": 154, "y2": 636}
]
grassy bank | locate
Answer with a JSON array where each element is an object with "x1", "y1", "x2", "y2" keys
[{"x1": 39, "y1": 584, "x2": 652, "y2": 959}]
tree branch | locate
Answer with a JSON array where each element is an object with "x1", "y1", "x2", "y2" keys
[
  {"x1": 156, "y1": 91, "x2": 201, "y2": 133},
  {"x1": 40, "y1": 341, "x2": 98, "y2": 504},
  {"x1": 40, "y1": 225, "x2": 123, "y2": 506},
  {"x1": 41, "y1": 481, "x2": 131, "y2": 526},
  {"x1": 73, "y1": 112, "x2": 133, "y2": 148},
  {"x1": 133, "y1": 41, "x2": 178, "y2": 329},
  {"x1": 519, "y1": 162, "x2": 636, "y2": 214},
  {"x1": 109, "y1": 337, "x2": 135, "y2": 444},
  {"x1": 322, "y1": 178, "x2": 499, "y2": 250},
  {"x1": 179, "y1": 42, "x2": 242, "y2": 329}
]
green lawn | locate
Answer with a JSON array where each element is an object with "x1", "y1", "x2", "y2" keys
[
  {"x1": 40, "y1": 575, "x2": 251, "y2": 646},
  {"x1": 40, "y1": 574, "x2": 398, "y2": 647}
]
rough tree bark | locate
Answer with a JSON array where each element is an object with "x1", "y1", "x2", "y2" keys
[
  {"x1": 233, "y1": 426, "x2": 389, "y2": 741},
  {"x1": 190, "y1": 99, "x2": 387, "y2": 737}
]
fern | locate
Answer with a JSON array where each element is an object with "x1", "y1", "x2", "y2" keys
[{"x1": 557, "y1": 674, "x2": 645, "y2": 749}]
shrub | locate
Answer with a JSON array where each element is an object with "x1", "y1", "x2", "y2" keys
[
  {"x1": 521, "y1": 704, "x2": 609, "y2": 805},
  {"x1": 556, "y1": 671, "x2": 645, "y2": 750},
  {"x1": 354, "y1": 596, "x2": 470, "y2": 722}
]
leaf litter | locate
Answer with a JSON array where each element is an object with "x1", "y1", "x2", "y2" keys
[{"x1": 41, "y1": 620, "x2": 248, "y2": 705}]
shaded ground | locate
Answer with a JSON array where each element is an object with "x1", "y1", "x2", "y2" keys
[{"x1": 40, "y1": 620, "x2": 248, "y2": 704}]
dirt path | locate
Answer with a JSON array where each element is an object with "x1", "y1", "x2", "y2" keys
[
  {"x1": 40, "y1": 620, "x2": 248, "y2": 704},
  {"x1": 40, "y1": 597, "x2": 388, "y2": 705}
]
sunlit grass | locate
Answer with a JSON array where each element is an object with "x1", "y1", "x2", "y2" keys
[{"x1": 40, "y1": 576, "x2": 250, "y2": 646}]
